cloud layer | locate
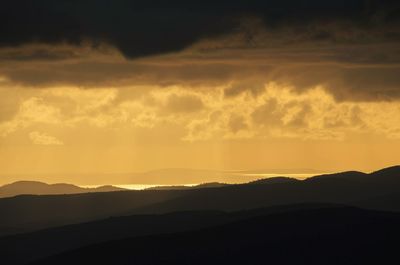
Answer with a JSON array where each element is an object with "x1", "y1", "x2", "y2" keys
[
  {"x1": 1, "y1": 85, "x2": 399, "y2": 143},
  {"x1": 0, "y1": 1, "x2": 399, "y2": 101},
  {"x1": 1, "y1": 0, "x2": 399, "y2": 58}
]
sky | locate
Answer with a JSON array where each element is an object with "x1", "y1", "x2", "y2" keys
[{"x1": 0, "y1": 0, "x2": 400, "y2": 184}]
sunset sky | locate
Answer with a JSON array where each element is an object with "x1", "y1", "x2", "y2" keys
[{"x1": 0, "y1": 0, "x2": 400, "y2": 184}]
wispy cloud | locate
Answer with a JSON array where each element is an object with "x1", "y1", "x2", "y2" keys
[{"x1": 29, "y1": 131, "x2": 63, "y2": 145}]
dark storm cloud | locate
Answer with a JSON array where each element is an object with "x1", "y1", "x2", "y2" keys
[
  {"x1": 268, "y1": 65, "x2": 400, "y2": 101},
  {"x1": 2, "y1": 56, "x2": 400, "y2": 101},
  {"x1": 0, "y1": 48, "x2": 81, "y2": 61},
  {"x1": 1, "y1": 0, "x2": 400, "y2": 102},
  {"x1": 1, "y1": 0, "x2": 399, "y2": 59}
]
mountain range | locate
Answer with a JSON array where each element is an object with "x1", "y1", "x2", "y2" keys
[
  {"x1": 0, "y1": 181, "x2": 126, "y2": 199},
  {"x1": 1, "y1": 165, "x2": 400, "y2": 264}
]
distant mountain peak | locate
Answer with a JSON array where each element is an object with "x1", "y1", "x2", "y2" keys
[
  {"x1": 145, "y1": 182, "x2": 229, "y2": 191},
  {"x1": 249, "y1": 177, "x2": 300, "y2": 185},
  {"x1": 370, "y1": 165, "x2": 400, "y2": 176},
  {"x1": 305, "y1": 171, "x2": 367, "y2": 181},
  {"x1": 5, "y1": 180, "x2": 48, "y2": 186},
  {"x1": 0, "y1": 181, "x2": 125, "y2": 199}
]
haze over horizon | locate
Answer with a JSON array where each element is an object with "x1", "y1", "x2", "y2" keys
[
  {"x1": 0, "y1": 167, "x2": 325, "y2": 186},
  {"x1": 1, "y1": 165, "x2": 398, "y2": 189}
]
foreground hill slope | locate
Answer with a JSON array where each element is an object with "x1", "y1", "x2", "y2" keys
[
  {"x1": 0, "y1": 203, "x2": 335, "y2": 265},
  {"x1": 32, "y1": 207, "x2": 400, "y2": 265}
]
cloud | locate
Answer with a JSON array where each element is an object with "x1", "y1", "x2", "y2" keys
[
  {"x1": 1, "y1": 82, "x2": 400, "y2": 143},
  {"x1": 228, "y1": 114, "x2": 248, "y2": 133},
  {"x1": 29, "y1": 131, "x2": 63, "y2": 145},
  {"x1": 185, "y1": 85, "x2": 400, "y2": 141},
  {"x1": 18, "y1": 97, "x2": 62, "y2": 124},
  {"x1": 0, "y1": 96, "x2": 63, "y2": 137},
  {"x1": 1, "y1": 41, "x2": 399, "y2": 102},
  {"x1": 0, "y1": 44, "x2": 91, "y2": 62},
  {"x1": 0, "y1": 1, "x2": 236, "y2": 59},
  {"x1": 164, "y1": 93, "x2": 204, "y2": 113},
  {"x1": 224, "y1": 81, "x2": 266, "y2": 98},
  {"x1": 0, "y1": 1, "x2": 400, "y2": 103},
  {"x1": 0, "y1": 87, "x2": 21, "y2": 122},
  {"x1": 0, "y1": 1, "x2": 399, "y2": 59},
  {"x1": 251, "y1": 98, "x2": 283, "y2": 128}
]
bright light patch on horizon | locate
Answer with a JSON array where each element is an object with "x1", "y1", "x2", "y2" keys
[
  {"x1": 81, "y1": 184, "x2": 199, "y2": 190},
  {"x1": 78, "y1": 173, "x2": 327, "y2": 190}
]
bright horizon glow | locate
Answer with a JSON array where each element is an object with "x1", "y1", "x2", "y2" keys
[
  {"x1": 79, "y1": 172, "x2": 318, "y2": 190},
  {"x1": 81, "y1": 184, "x2": 199, "y2": 190},
  {"x1": 0, "y1": 171, "x2": 330, "y2": 187}
]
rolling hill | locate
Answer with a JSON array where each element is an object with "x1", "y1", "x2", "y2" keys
[
  {"x1": 0, "y1": 181, "x2": 125, "y2": 199},
  {"x1": 0, "y1": 166, "x2": 399, "y2": 237},
  {"x1": 0, "y1": 203, "x2": 338, "y2": 265},
  {"x1": 31, "y1": 206, "x2": 400, "y2": 265}
]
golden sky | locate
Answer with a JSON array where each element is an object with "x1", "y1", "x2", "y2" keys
[{"x1": 1, "y1": 24, "x2": 400, "y2": 184}]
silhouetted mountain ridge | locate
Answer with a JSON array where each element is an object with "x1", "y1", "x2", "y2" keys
[
  {"x1": 306, "y1": 171, "x2": 367, "y2": 181},
  {"x1": 306, "y1": 166, "x2": 400, "y2": 189},
  {"x1": 248, "y1": 176, "x2": 299, "y2": 185},
  {"x1": 0, "y1": 203, "x2": 339, "y2": 265},
  {"x1": 146, "y1": 182, "x2": 229, "y2": 190},
  {"x1": 0, "y1": 181, "x2": 126, "y2": 199},
  {"x1": 371, "y1": 165, "x2": 400, "y2": 178},
  {"x1": 31, "y1": 206, "x2": 400, "y2": 265},
  {"x1": 1, "y1": 165, "x2": 400, "y2": 237}
]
